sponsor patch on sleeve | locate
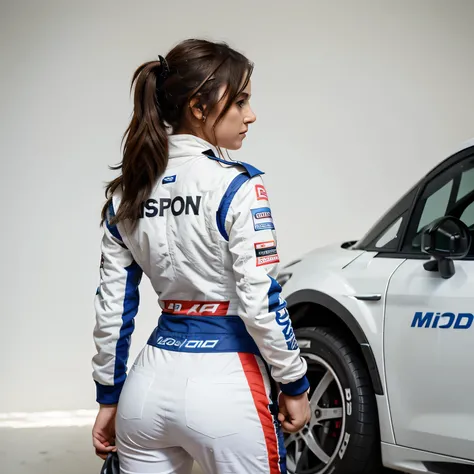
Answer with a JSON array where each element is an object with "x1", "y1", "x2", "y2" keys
[
  {"x1": 255, "y1": 240, "x2": 280, "y2": 266},
  {"x1": 251, "y1": 207, "x2": 275, "y2": 231},
  {"x1": 255, "y1": 184, "x2": 268, "y2": 201}
]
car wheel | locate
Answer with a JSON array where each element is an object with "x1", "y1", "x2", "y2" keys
[{"x1": 284, "y1": 327, "x2": 380, "y2": 474}]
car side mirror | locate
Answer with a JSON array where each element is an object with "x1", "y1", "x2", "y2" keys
[{"x1": 421, "y1": 216, "x2": 471, "y2": 279}]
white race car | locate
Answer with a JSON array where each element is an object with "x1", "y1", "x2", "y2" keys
[{"x1": 279, "y1": 138, "x2": 474, "y2": 474}]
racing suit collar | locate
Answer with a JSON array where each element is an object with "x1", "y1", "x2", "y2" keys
[{"x1": 168, "y1": 134, "x2": 220, "y2": 159}]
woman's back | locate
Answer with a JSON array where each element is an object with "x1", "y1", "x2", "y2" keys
[
  {"x1": 115, "y1": 134, "x2": 242, "y2": 310},
  {"x1": 91, "y1": 38, "x2": 311, "y2": 474}
]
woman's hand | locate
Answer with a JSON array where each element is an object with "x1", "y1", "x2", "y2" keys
[
  {"x1": 278, "y1": 391, "x2": 311, "y2": 433},
  {"x1": 92, "y1": 404, "x2": 118, "y2": 459}
]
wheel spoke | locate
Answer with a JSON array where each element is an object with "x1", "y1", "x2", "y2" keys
[
  {"x1": 319, "y1": 423, "x2": 330, "y2": 447},
  {"x1": 309, "y1": 414, "x2": 320, "y2": 429},
  {"x1": 294, "y1": 440, "x2": 304, "y2": 467},
  {"x1": 286, "y1": 438, "x2": 304, "y2": 472},
  {"x1": 284, "y1": 432, "x2": 299, "y2": 448},
  {"x1": 310, "y1": 370, "x2": 334, "y2": 409},
  {"x1": 286, "y1": 456, "x2": 297, "y2": 473},
  {"x1": 319, "y1": 407, "x2": 343, "y2": 421},
  {"x1": 300, "y1": 429, "x2": 331, "y2": 464}
]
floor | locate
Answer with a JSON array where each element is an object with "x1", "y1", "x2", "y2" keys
[
  {"x1": 0, "y1": 426, "x2": 399, "y2": 474},
  {"x1": 0, "y1": 427, "x2": 203, "y2": 474}
]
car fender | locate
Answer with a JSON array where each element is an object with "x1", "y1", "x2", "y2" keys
[
  {"x1": 286, "y1": 287, "x2": 384, "y2": 395},
  {"x1": 282, "y1": 251, "x2": 405, "y2": 396}
]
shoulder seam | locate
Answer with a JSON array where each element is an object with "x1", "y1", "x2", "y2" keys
[
  {"x1": 201, "y1": 150, "x2": 264, "y2": 178},
  {"x1": 216, "y1": 173, "x2": 250, "y2": 241}
]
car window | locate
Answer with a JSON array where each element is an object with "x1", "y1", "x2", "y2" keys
[
  {"x1": 416, "y1": 181, "x2": 453, "y2": 232},
  {"x1": 374, "y1": 216, "x2": 404, "y2": 250},
  {"x1": 458, "y1": 167, "x2": 474, "y2": 200},
  {"x1": 460, "y1": 202, "x2": 474, "y2": 227},
  {"x1": 403, "y1": 158, "x2": 474, "y2": 254}
]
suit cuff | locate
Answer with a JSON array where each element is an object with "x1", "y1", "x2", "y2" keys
[
  {"x1": 95, "y1": 381, "x2": 125, "y2": 405},
  {"x1": 280, "y1": 375, "x2": 310, "y2": 396}
]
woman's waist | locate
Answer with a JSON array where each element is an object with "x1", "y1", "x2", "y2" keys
[
  {"x1": 147, "y1": 312, "x2": 259, "y2": 354},
  {"x1": 158, "y1": 297, "x2": 240, "y2": 316}
]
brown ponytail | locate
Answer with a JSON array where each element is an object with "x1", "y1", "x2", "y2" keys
[
  {"x1": 101, "y1": 60, "x2": 169, "y2": 227},
  {"x1": 101, "y1": 39, "x2": 253, "y2": 229}
]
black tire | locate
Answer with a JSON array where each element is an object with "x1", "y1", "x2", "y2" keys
[{"x1": 284, "y1": 327, "x2": 381, "y2": 474}]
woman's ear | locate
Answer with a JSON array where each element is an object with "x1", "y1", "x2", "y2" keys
[{"x1": 189, "y1": 96, "x2": 206, "y2": 122}]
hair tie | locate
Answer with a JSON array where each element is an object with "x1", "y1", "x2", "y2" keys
[{"x1": 157, "y1": 55, "x2": 170, "y2": 84}]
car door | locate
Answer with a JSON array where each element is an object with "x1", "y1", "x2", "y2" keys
[{"x1": 383, "y1": 153, "x2": 474, "y2": 460}]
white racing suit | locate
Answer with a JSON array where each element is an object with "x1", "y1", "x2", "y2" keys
[{"x1": 92, "y1": 134, "x2": 309, "y2": 474}]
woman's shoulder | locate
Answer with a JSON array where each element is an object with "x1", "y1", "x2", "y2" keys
[{"x1": 199, "y1": 152, "x2": 265, "y2": 183}]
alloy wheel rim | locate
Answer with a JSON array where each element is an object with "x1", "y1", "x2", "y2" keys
[{"x1": 284, "y1": 353, "x2": 346, "y2": 474}]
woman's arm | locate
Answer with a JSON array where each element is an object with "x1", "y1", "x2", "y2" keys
[
  {"x1": 227, "y1": 175, "x2": 309, "y2": 396},
  {"x1": 92, "y1": 202, "x2": 143, "y2": 405}
]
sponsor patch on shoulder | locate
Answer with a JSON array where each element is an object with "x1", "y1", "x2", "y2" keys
[
  {"x1": 255, "y1": 184, "x2": 268, "y2": 201},
  {"x1": 251, "y1": 207, "x2": 275, "y2": 231},
  {"x1": 255, "y1": 240, "x2": 279, "y2": 266},
  {"x1": 162, "y1": 175, "x2": 177, "y2": 184}
]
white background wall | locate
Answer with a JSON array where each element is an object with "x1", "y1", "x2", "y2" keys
[{"x1": 1, "y1": 0, "x2": 473, "y2": 413}]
